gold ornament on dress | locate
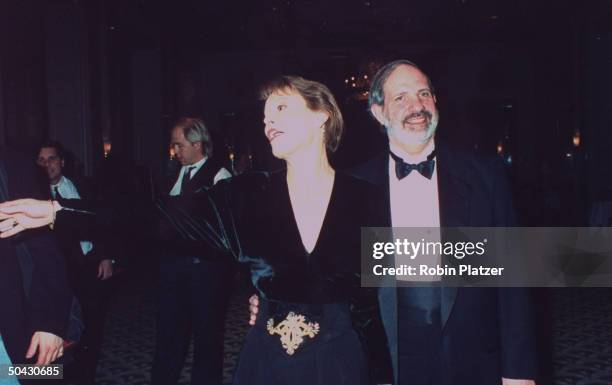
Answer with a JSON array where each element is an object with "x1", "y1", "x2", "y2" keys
[{"x1": 266, "y1": 312, "x2": 320, "y2": 355}]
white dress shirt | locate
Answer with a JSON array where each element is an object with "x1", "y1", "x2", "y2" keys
[
  {"x1": 169, "y1": 157, "x2": 232, "y2": 197},
  {"x1": 50, "y1": 175, "x2": 93, "y2": 256},
  {"x1": 389, "y1": 140, "x2": 440, "y2": 228},
  {"x1": 389, "y1": 140, "x2": 441, "y2": 280}
]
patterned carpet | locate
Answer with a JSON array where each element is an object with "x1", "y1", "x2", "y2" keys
[
  {"x1": 90, "y1": 273, "x2": 612, "y2": 385},
  {"x1": 93, "y1": 271, "x2": 251, "y2": 385},
  {"x1": 551, "y1": 288, "x2": 612, "y2": 385}
]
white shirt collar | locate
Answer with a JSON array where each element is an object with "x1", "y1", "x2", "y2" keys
[
  {"x1": 50, "y1": 175, "x2": 81, "y2": 200},
  {"x1": 50, "y1": 175, "x2": 69, "y2": 189},
  {"x1": 184, "y1": 156, "x2": 208, "y2": 177}
]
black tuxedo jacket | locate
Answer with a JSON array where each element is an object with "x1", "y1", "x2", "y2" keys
[
  {"x1": 350, "y1": 142, "x2": 538, "y2": 384},
  {"x1": 0, "y1": 148, "x2": 71, "y2": 367}
]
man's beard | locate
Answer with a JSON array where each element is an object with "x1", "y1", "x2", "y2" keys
[{"x1": 386, "y1": 109, "x2": 439, "y2": 147}]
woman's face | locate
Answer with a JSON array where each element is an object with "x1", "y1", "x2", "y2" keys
[{"x1": 263, "y1": 90, "x2": 328, "y2": 159}]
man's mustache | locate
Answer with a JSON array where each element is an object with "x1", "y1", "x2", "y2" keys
[{"x1": 402, "y1": 110, "x2": 432, "y2": 125}]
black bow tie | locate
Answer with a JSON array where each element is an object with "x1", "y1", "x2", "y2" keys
[{"x1": 390, "y1": 149, "x2": 436, "y2": 180}]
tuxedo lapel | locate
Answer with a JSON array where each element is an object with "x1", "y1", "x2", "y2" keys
[
  {"x1": 374, "y1": 161, "x2": 397, "y2": 383},
  {"x1": 436, "y1": 143, "x2": 475, "y2": 329},
  {"x1": 437, "y1": 144, "x2": 472, "y2": 228}
]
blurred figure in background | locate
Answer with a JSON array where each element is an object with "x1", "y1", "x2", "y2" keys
[
  {"x1": 151, "y1": 118, "x2": 232, "y2": 385},
  {"x1": 37, "y1": 141, "x2": 115, "y2": 385}
]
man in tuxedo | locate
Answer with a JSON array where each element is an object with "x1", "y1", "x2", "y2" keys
[
  {"x1": 354, "y1": 59, "x2": 537, "y2": 385},
  {"x1": 151, "y1": 117, "x2": 232, "y2": 385},
  {"x1": 0, "y1": 147, "x2": 71, "y2": 383},
  {"x1": 36, "y1": 141, "x2": 113, "y2": 385}
]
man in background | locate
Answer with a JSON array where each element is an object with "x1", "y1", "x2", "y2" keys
[
  {"x1": 151, "y1": 118, "x2": 232, "y2": 385},
  {"x1": 36, "y1": 141, "x2": 114, "y2": 385}
]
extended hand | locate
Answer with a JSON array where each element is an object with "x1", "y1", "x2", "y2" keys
[
  {"x1": 0, "y1": 199, "x2": 56, "y2": 238},
  {"x1": 98, "y1": 259, "x2": 115, "y2": 280},
  {"x1": 26, "y1": 331, "x2": 64, "y2": 365}
]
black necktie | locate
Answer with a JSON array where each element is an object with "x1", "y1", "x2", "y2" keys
[
  {"x1": 53, "y1": 186, "x2": 63, "y2": 199},
  {"x1": 390, "y1": 149, "x2": 437, "y2": 180},
  {"x1": 180, "y1": 167, "x2": 195, "y2": 195}
]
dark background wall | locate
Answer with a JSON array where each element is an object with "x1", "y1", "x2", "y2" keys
[{"x1": 1, "y1": 0, "x2": 611, "y2": 225}]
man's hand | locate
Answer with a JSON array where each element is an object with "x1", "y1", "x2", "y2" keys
[
  {"x1": 26, "y1": 332, "x2": 64, "y2": 365},
  {"x1": 98, "y1": 259, "x2": 114, "y2": 280},
  {"x1": 248, "y1": 295, "x2": 259, "y2": 326},
  {"x1": 0, "y1": 199, "x2": 56, "y2": 238},
  {"x1": 502, "y1": 378, "x2": 535, "y2": 385}
]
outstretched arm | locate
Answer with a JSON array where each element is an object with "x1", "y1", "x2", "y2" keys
[
  {"x1": 0, "y1": 198, "x2": 100, "y2": 238},
  {"x1": 0, "y1": 199, "x2": 59, "y2": 237},
  {"x1": 0, "y1": 173, "x2": 261, "y2": 262}
]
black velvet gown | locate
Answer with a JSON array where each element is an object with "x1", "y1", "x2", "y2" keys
[{"x1": 199, "y1": 170, "x2": 386, "y2": 385}]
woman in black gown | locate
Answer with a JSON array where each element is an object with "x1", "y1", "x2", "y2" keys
[
  {"x1": 163, "y1": 75, "x2": 387, "y2": 385},
  {"x1": 0, "y1": 76, "x2": 387, "y2": 385}
]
